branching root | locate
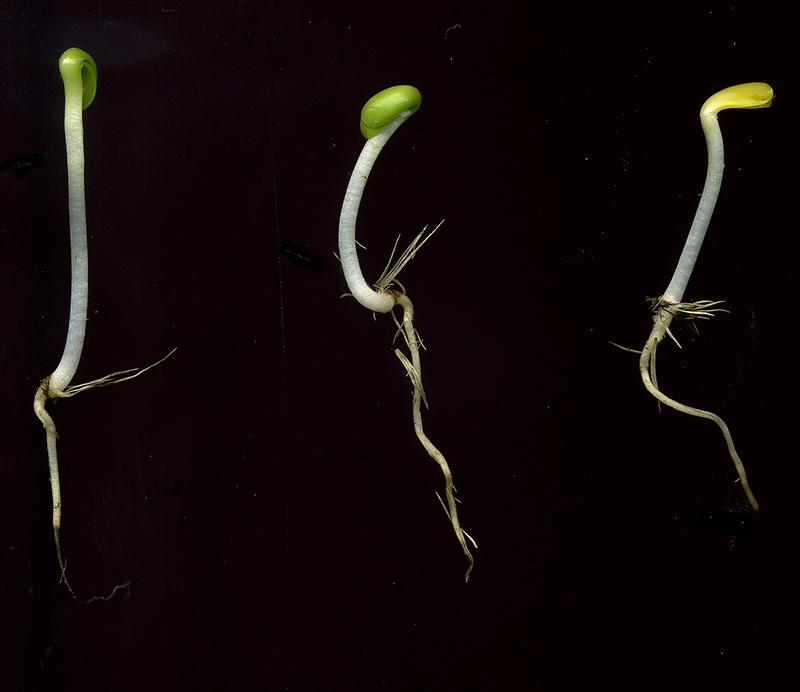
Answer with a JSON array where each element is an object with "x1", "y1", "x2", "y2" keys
[
  {"x1": 639, "y1": 299, "x2": 758, "y2": 511},
  {"x1": 34, "y1": 348, "x2": 175, "y2": 601}
]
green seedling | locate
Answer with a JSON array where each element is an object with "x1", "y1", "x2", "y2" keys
[
  {"x1": 339, "y1": 85, "x2": 475, "y2": 581},
  {"x1": 33, "y1": 48, "x2": 173, "y2": 602},
  {"x1": 638, "y1": 82, "x2": 773, "y2": 511}
]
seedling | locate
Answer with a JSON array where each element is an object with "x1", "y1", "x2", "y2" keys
[
  {"x1": 33, "y1": 48, "x2": 173, "y2": 601},
  {"x1": 638, "y1": 82, "x2": 773, "y2": 511},
  {"x1": 339, "y1": 85, "x2": 475, "y2": 581}
]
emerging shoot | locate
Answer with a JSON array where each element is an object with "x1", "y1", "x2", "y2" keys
[
  {"x1": 638, "y1": 82, "x2": 773, "y2": 512},
  {"x1": 33, "y1": 48, "x2": 172, "y2": 602},
  {"x1": 339, "y1": 86, "x2": 475, "y2": 581}
]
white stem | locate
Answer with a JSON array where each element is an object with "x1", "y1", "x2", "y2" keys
[
  {"x1": 50, "y1": 78, "x2": 89, "y2": 394},
  {"x1": 338, "y1": 110, "x2": 414, "y2": 313},
  {"x1": 662, "y1": 113, "x2": 723, "y2": 304}
]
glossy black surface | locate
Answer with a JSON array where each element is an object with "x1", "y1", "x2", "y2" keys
[{"x1": 1, "y1": 2, "x2": 798, "y2": 689}]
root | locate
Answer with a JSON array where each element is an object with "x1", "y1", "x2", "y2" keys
[
  {"x1": 374, "y1": 221, "x2": 443, "y2": 294},
  {"x1": 34, "y1": 348, "x2": 175, "y2": 601},
  {"x1": 656, "y1": 297, "x2": 728, "y2": 320},
  {"x1": 394, "y1": 349, "x2": 428, "y2": 409},
  {"x1": 54, "y1": 527, "x2": 130, "y2": 604},
  {"x1": 61, "y1": 347, "x2": 177, "y2": 397},
  {"x1": 394, "y1": 293, "x2": 474, "y2": 581},
  {"x1": 639, "y1": 299, "x2": 758, "y2": 511},
  {"x1": 436, "y1": 492, "x2": 478, "y2": 549},
  {"x1": 609, "y1": 341, "x2": 642, "y2": 354}
]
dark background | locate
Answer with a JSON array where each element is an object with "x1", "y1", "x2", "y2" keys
[{"x1": 2, "y1": 1, "x2": 798, "y2": 689}]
